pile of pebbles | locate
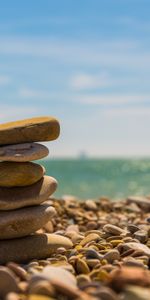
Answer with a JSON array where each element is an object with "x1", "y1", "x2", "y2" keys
[
  {"x1": 1, "y1": 117, "x2": 150, "y2": 299},
  {"x1": 1, "y1": 195, "x2": 150, "y2": 299},
  {"x1": 0, "y1": 117, "x2": 73, "y2": 263}
]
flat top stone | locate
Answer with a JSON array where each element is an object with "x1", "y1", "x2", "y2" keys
[
  {"x1": 0, "y1": 116, "x2": 60, "y2": 145},
  {"x1": 0, "y1": 116, "x2": 57, "y2": 130},
  {"x1": 0, "y1": 175, "x2": 57, "y2": 210},
  {"x1": 0, "y1": 143, "x2": 49, "y2": 162}
]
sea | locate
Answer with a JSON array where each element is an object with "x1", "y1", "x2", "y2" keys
[{"x1": 40, "y1": 158, "x2": 150, "y2": 200}]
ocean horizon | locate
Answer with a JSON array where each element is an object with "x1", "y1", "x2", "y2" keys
[{"x1": 40, "y1": 158, "x2": 150, "y2": 199}]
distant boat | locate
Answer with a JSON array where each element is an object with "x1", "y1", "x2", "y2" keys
[{"x1": 78, "y1": 151, "x2": 88, "y2": 160}]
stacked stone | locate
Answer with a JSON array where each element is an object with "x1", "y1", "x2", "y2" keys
[{"x1": 0, "y1": 117, "x2": 72, "y2": 264}]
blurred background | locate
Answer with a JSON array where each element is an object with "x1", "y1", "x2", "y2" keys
[{"x1": 1, "y1": 0, "x2": 150, "y2": 198}]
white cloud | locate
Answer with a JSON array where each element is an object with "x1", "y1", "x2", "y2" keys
[
  {"x1": 102, "y1": 107, "x2": 150, "y2": 117},
  {"x1": 18, "y1": 87, "x2": 150, "y2": 107},
  {"x1": 0, "y1": 37, "x2": 136, "y2": 55},
  {"x1": 0, "y1": 36, "x2": 148, "y2": 70},
  {"x1": 74, "y1": 93, "x2": 150, "y2": 105},
  {"x1": 70, "y1": 73, "x2": 109, "y2": 90},
  {"x1": 70, "y1": 72, "x2": 149, "y2": 91}
]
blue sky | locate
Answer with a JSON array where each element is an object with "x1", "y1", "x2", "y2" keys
[{"x1": 1, "y1": 0, "x2": 150, "y2": 157}]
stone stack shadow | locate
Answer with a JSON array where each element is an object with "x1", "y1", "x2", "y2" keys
[{"x1": 0, "y1": 117, "x2": 72, "y2": 264}]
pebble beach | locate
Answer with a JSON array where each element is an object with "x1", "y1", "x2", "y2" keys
[
  {"x1": 1, "y1": 195, "x2": 150, "y2": 300},
  {"x1": 1, "y1": 117, "x2": 150, "y2": 299}
]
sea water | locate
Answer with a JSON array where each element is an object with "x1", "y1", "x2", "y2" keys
[{"x1": 40, "y1": 158, "x2": 150, "y2": 199}]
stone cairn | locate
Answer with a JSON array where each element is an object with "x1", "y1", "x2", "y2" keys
[{"x1": 0, "y1": 117, "x2": 72, "y2": 264}]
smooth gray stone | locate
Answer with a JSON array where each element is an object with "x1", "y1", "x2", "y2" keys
[{"x1": 0, "y1": 142, "x2": 49, "y2": 162}]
